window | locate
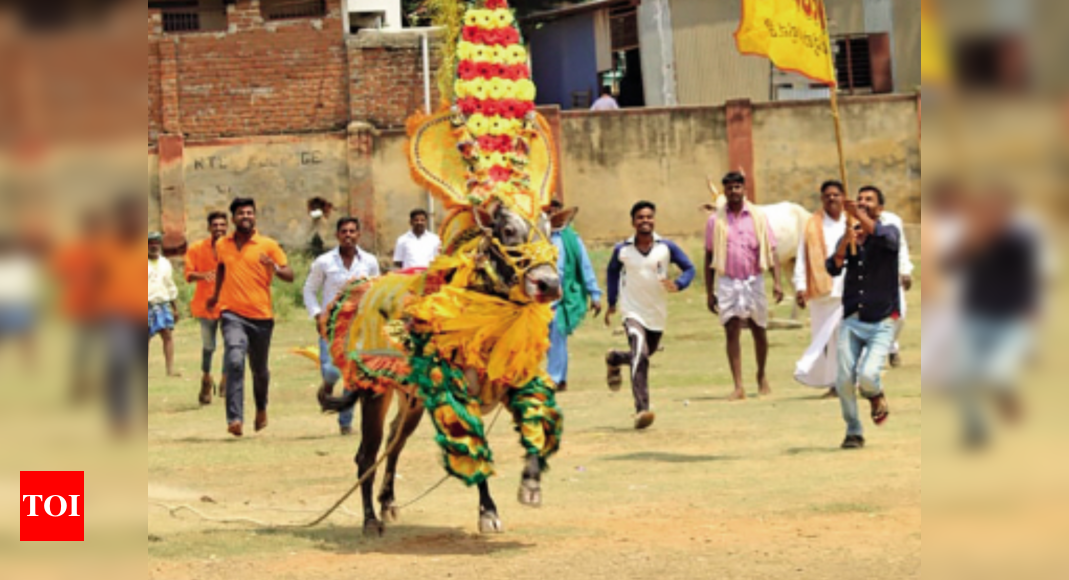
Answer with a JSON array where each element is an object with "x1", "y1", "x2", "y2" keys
[
  {"x1": 261, "y1": 0, "x2": 326, "y2": 21},
  {"x1": 831, "y1": 33, "x2": 893, "y2": 95},
  {"x1": 149, "y1": 0, "x2": 227, "y2": 34},
  {"x1": 609, "y1": 6, "x2": 639, "y2": 51}
]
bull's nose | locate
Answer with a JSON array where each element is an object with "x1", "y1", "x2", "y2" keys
[{"x1": 536, "y1": 277, "x2": 562, "y2": 302}]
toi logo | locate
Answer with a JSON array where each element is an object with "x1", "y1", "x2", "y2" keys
[{"x1": 20, "y1": 471, "x2": 84, "y2": 542}]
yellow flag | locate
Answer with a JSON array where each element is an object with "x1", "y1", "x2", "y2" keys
[
  {"x1": 921, "y1": 0, "x2": 950, "y2": 85},
  {"x1": 735, "y1": 0, "x2": 837, "y2": 86}
]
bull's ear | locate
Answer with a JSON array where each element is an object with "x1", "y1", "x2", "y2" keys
[
  {"x1": 473, "y1": 199, "x2": 500, "y2": 233},
  {"x1": 550, "y1": 207, "x2": 579, "y2": 231}
]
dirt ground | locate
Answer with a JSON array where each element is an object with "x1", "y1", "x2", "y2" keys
[{"x1": 147, "y1": 255, "x2": 921, "y2": 579}]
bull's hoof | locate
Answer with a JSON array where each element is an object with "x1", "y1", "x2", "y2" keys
[
  {"x1": 518, "y1": 478, "x2": 542, "y2": 508},
  {"x1": 478, "y1": 509, "x2": 504, "y2": 534},
  {"x1": 381, "y1": 503, "x2": 399, "y2": 524},
  {"x1": 363, "y1": 519, "x2": 384, "y2": 538}
]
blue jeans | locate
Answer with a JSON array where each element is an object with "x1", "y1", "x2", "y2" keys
[
  {"x1": 319, "y1": 337, "x2": 352, "y2": 428},
  {"x1": 547, "y1": 318, "x2": 568, "y2": 386},
  {"x1": 836, "y1": 315, "x2": 896, "y2": 437},
  {"x1": 956, "y1": 317, "x2": 1031, "y2": 440}
]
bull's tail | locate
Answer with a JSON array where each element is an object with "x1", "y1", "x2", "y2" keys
[{"x1": 318, "y1": 386, "x2": 360, "y2": 414}]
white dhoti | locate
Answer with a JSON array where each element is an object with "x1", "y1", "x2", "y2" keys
[
  {"x1": 794, "y1": 297, "x2": 843, "y2": 388},
  {"x1": 891, "y1": 286, "x2": 907, "y2": 355},
  {"x1": 717, "y1": 276, "x2": 769, "y2": 328}
]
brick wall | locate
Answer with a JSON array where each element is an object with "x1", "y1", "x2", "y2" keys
[
  {"x1": 148, "y1": 0, "x2": 349, "y2": 142},
  {"x1": 146, "y1": 2, "x2": 448, "y2": 143},
  {"x1": 348, "y1": 30, "x2": 443, "y2": 130}
]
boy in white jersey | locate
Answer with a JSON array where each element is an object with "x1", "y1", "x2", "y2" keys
[{"x1": 604, "y1": 201, "x2": 696, "y2": 430}]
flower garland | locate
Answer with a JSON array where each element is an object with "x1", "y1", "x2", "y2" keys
[{"x1": 450, "y1": 0, "x2": 537, "y2": 196}]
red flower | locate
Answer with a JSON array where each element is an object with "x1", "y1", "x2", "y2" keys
[
  {"x1": 462, "y1": 26, "x2": 481, "y2": 43},
  {"x1": 477, "y1": 135, "x2": 497, "y2": 152},
  {"x1": 484, "y1": 63, "x2": 502, "y2": 78},
  {"x1": 499, "y1": 99, "x2": 522, "y2": 119},
  {"x1": 489, "y1": 165, "x2": 512, "y2": 182},
  {"x1": 458, "y1": 97, "x2": 478, "y2": 116},
  {"x1": 502, "y1": 64, "x2": 521, "y2": 81},
  {"x1": 458, "y1": 60, "x2": 478, "y2": 81},
  {"x1": 497, "y1": 135, "x2": 513, "y2": 150},
  {"x1": 481, "y1": 99, "x2": 501, "y2": 117},
  {"x1": 499, "y1": 27, "x2": 520, "y2": 45},
  {"x1": 482, "y1": 28, "x2": 501, "y2": 46},
  {"x1": 475, "y1": 62, "x2": 492, "y2": 79},
  {"x1": 486, "y1": 0, "x2": 509, "y2": 9}
]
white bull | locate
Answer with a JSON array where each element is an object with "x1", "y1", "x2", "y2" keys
[{"x1": 702, "y1": 194, "x2": 812, "y2": 321}]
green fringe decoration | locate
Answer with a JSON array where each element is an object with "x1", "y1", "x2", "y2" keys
[
  {"x1": 507, "y1": 377, "x2": 563, "y2": 471},
  {"x1": 408, "y1": 332, "x2": 495, "y2": 486}
]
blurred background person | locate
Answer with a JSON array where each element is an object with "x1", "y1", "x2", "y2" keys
[
  {"x1": 97, "y1": 195, "x2": 150, "y2": 435},
  {"x1": 392, "y1": 209, "x2": 440, "y2": 271},
  {"x1": 147, "y1": 231, "x2": 180, "y2": 378},
  {"x1": 950, "y1": 188, "x2": 1041, "y2": 448},
  {"x1": 0, "y1": 234, "x2": 41, "y2": 366}
]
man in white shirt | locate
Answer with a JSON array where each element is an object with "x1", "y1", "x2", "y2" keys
[
  {"x1": 793, "y1": 181, "x2": 848, "y2": 396},
  {"x1": 604, "y1": 201, "x2": 696, "y2": 430},
  {"x1": 879, "y1": 210, "x2": 915, "y2": 367},
  {"x1": 303, "y1": 217, "x2": 381, "y2": 435},
  {"x1": 392, "y1": 209, "x2": 441, "y2": 270},
  {"x1": 148, "y1": 232, "x2": 181, "y2": 377},
  {"x1": 590, "y1": 86, "x2": 620, "y2": 111}
]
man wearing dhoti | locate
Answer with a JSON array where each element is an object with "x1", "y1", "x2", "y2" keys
[
  {"x1": 704, "y1": 172, "x2": 784, "y2": 401},
  {"x1": 793, "y1": 181, "x2": 848, "y2": 397}
]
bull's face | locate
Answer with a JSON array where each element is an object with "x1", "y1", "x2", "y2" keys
[{"x1": 473, "y1": 200, "x2": 561, "y2": 304}]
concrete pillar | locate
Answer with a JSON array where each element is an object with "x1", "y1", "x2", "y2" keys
[
  {"x1": 157, "y1": 134, "x2": 187, "y2": 253},
  {"x1": 725, "y1": 99, "x2": 756, "y2": 202},
  {"x1": 347, "y1": 121, "x2": 379, "y2": 252},
  {"x1": 158, "y1": 38, "x2": 181, "y2": 135}
]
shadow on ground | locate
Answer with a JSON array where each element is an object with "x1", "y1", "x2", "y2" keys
[
  {"x1": 257, "y1": 525, "x2": 534, "y2": 556},
  {"x1": 600, "y1": 452, "x2": 737, "y2": 464}
]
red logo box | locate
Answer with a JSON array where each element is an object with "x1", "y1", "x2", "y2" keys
[{"x1": 20, "y1": 471, "x2": 84, "y2": 542}]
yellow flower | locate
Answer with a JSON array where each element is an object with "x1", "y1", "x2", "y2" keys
[
  {"x1": 485, "y1": 151, "x2": 506, "y2": 167},
  {"x1": 473, "y1": 44, "x2": 492, "y2": 62},
  {"x1": 457, "y1": 41, "x2": 476, "y2": 61},
  {"x1": 487, "y1": 78, "x2": 508, "y2": 101},
  {"x1": 515, "y1": 79, "x2": 536, "y2": 101},
  {"x1": 494, "y1": 9, "x2": 515, "y2": 27},
  {"x1": 467, "y1": 114, "x2": 489, "y2": 136},
  {"x1": 469, "y1": 79, "x2": 488, "y2": 100},
  {"x1": 474, "y1": 9, "x2": 493, "y2": 28},
  {"x1": 489, "y1": 45, "x2": 507, "y2": 64},
  {"x1": 454, "y1": 80, "x2": 468, "y2": 98},
  {"x1": 491, "y1": 116, "x2": 516, "y2": 136},
  {"x1": 464, "y1": 11, "x2": 480, "y2": 27},
  {"x1": 504, "y1": 45, "x2": 527, "y2": 65}
]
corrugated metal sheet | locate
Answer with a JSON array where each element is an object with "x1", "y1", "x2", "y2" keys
[{"x1": 668, "y1": 0, "x2": 769, "y2": 105}]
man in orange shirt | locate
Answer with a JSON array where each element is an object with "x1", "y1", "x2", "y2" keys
[
  {"x1": 207, "y1": 198, "x2": 295, "y2": 437},
  {"x1": 185, "y1": 211, "x2": 229, "y2": 406}
]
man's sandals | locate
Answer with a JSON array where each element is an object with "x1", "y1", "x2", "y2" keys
[{"x1": 868, "y1": 393, "x2": 890, "y2": 426}]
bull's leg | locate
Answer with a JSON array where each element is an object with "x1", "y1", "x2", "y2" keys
[
  {"x1": 518, "y1": 453, "x2": 542, "y2": 507},
  {"x1": 354, "y1": 389, "x2": 393, "y2": 537},
  {"x1": 478, "y1": 480, "x2": 503, "y2": 534},
  {"x1": 377, "y1": 393, "x2": 425, "y2": 524}
]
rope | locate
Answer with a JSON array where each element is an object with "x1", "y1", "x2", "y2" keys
[
  {"x1": 392, "y1": 405, "x2": 504, "y2": 511},
  {"x1": 152, "y1": 397, "x2": 413, "y2": 530},
  {"x1": 151, "y1": 399, "x2": 507, "y2": 528}
]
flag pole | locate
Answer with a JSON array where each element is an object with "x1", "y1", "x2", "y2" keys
[{"x1": 821, "y1": 2, "x2": 856, "y2": 254}]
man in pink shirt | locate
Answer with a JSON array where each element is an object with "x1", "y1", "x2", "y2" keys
[{"x1": 704, "y1": 172, "x2": 784, "y2": 401}]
